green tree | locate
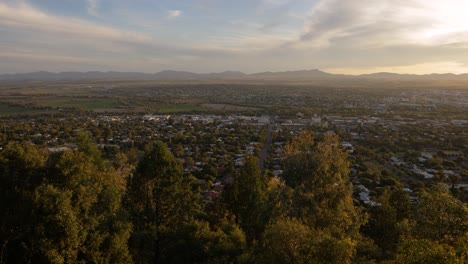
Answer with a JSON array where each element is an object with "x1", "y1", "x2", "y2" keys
[
  {"x1": 392, "y1": 185, "x2": 468, "y2": 263},
  {"x1": 282, "y1": 130, "x2": 315, "y2": 188},
  {"x1": 395, "y1": 238, "x2": 459, "y2": 264},
  {"x1": 410, "y1": 185, "x2": 468, "y2": 244},
  {"x1": 0, "y1": 142, "x2": 48, "y2": 262},
  {"x1": 0, "y1": 135, "x2": 132, "y2": 263},
  {"x1": 288, "y1": 133, "x2": 362, "y2": 233},
  {"x1": 261, "y1": 215, "x2": 357, "y2": 264},
  {"x1": 224, "y1": 155, "x2": 267, "y2": 243},
  {"x1": 126, "y1": 141, "x2": 201, "y2": 263},
  {"x1": 260, "y1": 217, "x2": 313, "y2": 264},
  {"x1": 164, "y1": 220, "x2": 247, "y2": 263},
  {"x1": 362, "y1": 188, "x2": 410, "y2": 259},
  {"x1": 32, "y1": 184, "x2": 80, "y2": 264},
  {"x1": 43, "y1": 134, "x2": 132, "y2": 263},
  {"x1": 264, "y1": 177, "x2": 293, "y2": 223},
  {"x1": 278, "y1": 132, "x2": 364, "y2": 263},
  {"x1": 389, "y1": 188, "x2": 411, "y2": 221},
  {"x1": 172, "y1": 144, "x2": 185, "y2": 158}
]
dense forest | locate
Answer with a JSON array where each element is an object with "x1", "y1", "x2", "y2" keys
[{"x1": 0, "y1": 131, "x2": 466, "y2": 263}]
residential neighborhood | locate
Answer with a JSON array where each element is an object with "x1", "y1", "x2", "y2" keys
[{"x1": 2, "y1": 109, "x2": 466, "y2": 205}]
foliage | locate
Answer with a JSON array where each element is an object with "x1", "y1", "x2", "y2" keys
[
  {"x1": 395, "y1": 238, "x2": 459, "y2": 264},
  {"x1": 224, "y1": 155, "x2": 267, "y2": 242},
  {"x1": 0, "y1": 142, "x2": 48, "y2": 262},
  {"x1": 0, "y1": 136, "x2": 132, "y2": 263},
  {"x1": 125, "y1": 140, "x2": 202, "y2": 263},
  {"x1": 260, "y1": 217, "x2": 313, "y2": 264},
  {"x1": 410, "y1": 185, "x2": 468, "y2": 244},
  {"x1": 267, "y1": 131, "x2": 364, "y2": 263},
  {"x1": 362, "y1": 188, "x2": 410, "y2": 259},
  {"x1": 0, "y1": 122, "x2": 466, "y2": 263}
]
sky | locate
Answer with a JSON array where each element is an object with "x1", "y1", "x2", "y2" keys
[{"x1": 1, "y1": 0, "x2": 468, "y2": 74}]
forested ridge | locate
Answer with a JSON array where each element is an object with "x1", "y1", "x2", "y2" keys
[{"x1": 0, "y1": 131, "x2": 466, "y2": 263}]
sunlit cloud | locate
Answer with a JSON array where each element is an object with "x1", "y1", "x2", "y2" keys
[
  {"x1": 298, "y1": 0, "x2": 468, "y2": 49},
  {"x1": 0, "y1": 52, "x2": 98, "y2": 63},
  {"x1": 167, "y1": 10, "x2": 181, "y2": 19},
  {"x1": 0, "y1": 2, "x2": 153, "y2": 44},
  {"x1": 326, "y1": 61, "x2": 468, "y2": 75}
]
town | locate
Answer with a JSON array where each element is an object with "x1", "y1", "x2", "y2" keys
[
  {"x1": 2, "y1": 109, "x2": 467, "y2": 205},
  {"x1": 2, "y1": 0, "x2": 468, "y2": 262},
  {"x1": 0, "y1": 79, "x2": 467, "y2": 263}
]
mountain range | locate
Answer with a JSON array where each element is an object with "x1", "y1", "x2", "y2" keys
[{"x1": 1, "y1": 69, "x2": 468, "y2": 81}]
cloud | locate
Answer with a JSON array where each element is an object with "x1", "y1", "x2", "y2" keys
[
  {"x1": 326, "y1": 61, "x2": 468, "y2": 75},
  {"x1": 0, "y1": 2, "x2": 152, "y2": 44},
  {"x1": 262, "y1": 0, "x2": 287, "y2": 4},
  {"x1": 0, "y1": 52, "x2": 100, "y2": 64},
  {"x1": 0, "y1": 2, "x2": 242, "y2": 73},
  {"x1": 87, "y1": 0, "x2": 98, "y2": 16},
  {"x1": 167, "y1": 10, "x2": 182, "y2": 19},
  {"x1": 298, "y1": 0, "x2": 414, "y2": 47},
  {"x1": 1, "y1": 0, "x2": 468, "y2": 74},
  {"x1": 0, "y1": 1, "x2": 236, "y2": 56},
  {"x1": 261, "y1": 0, "x2": 293, "y2": 7},
  {"x1": 298, "y1": 0, "x2": 468, "y2": 48}
]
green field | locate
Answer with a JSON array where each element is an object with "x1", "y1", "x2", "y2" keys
[
  {"x1": 41, "y1": 97, "x2": 121, "y2": 110},
  {"x1": 158, "y1": 104, "x2": 207, "y2": 113},
  {"x1": 0, "y1": 103, "x2": 55, "y2": 115}
]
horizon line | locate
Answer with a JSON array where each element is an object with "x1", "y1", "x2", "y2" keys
[{"x1": 2, "y1": 69, "x2": 468, "y2": 76}]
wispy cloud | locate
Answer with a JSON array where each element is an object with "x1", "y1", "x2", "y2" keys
[
  {"x1": 1, "y1": 0, "x2": 468, "y2": 74},
  {"x1": 0, "y1": 2, "x2": 152, "y2": 44},
  {"x1": 167, "y1": 10, "x2": 182, "y2": 19},
  {"x1": 261, "y1": 0, "x2": 293, "y2": 7},
  {"x1": 0, "y1": 52, "x2": 99, "y2": 63},
  {"x1": 0, "y1": 2, "x2": 240, "y2": 72},
  {"x1": 87, "y1": 0, "x2": 98, "y2": 16},
  {"x1": 297, "y1": 0, "x2": 468, "y2": 48}
]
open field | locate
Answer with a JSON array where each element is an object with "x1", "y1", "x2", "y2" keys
[
  {"x1": 40, "y1": 97, "x2": 121, "y2": 110},
  {"x1": 0, "y1": 80, "x2": 467, "y2": 118},
  {"x1": 201, "y1": 103, "x2": 263, "y2": 111},
  {"x1": 157, "y1": 104, "x2": 208, "y2": 113},
  {"x1": 0, "y1": 102, "x2": 57, "y2": 115}
]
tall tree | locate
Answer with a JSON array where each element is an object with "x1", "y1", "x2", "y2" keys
[
  {"x1": 39, "y1": 133, "x2": 132, "y2": 263},
  {"x1": 32, "y1": 185, "x2": 80, "y2": 264},
  {"x1": 126, "y1": 141, "x2": 201, "y2": 263},
  {"x1": 0, "y1": 134, "x2": 132, "y2": 263},
  {"x1": 0, "y1": 142, "x2": 47, "y2": 262},
  {"x1": 260, "y1": 217, "x2": 314, "y2": 264},
  {"x1": 286, "y1": 132, "x2": 362, "y2": 232},
  {"x1": 278, "y1": 131, "x2": 364, "y2": 263},
  {"x1": 391, "y1": 184, "x2": 468, "y2": 263},
  {"x1": 362, "y1": 188, "x2": 410, "y2": 259},
  {"x1": 410, "y1": 185, "x2": 468, "y2": 244},
  {"x1": 282, "y1": 130, "x2": 315, "y2": 188},
  {"x1": 224, "y1": 155, "x2": 267, "y2": 243}
]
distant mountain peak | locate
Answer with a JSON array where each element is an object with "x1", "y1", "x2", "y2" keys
[{"x1": 1, "y1": 69, "x2": 467, "y2": 81}]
